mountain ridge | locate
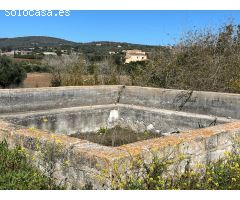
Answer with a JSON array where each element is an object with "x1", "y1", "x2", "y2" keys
[
  {"x1": 0, "y1": 36, "x2": 77, "y2": 48},
  {"x1": 0, "y1": 36, "x2": 158, "y2": 49}
]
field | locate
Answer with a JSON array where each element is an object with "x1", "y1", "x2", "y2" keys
[
  {"x1": 23, "y1": 73, "x2": 52, "y2": 88},
  {"x1": 23, "y1": 73, "x2": 132, "y2": 88}
]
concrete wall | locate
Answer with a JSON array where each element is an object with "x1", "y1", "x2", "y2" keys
[
  {"x1": 0, "y1": 85, "x2": 239, "y2": 141},
  {"x1": 1, "y1": 103, "x2": 233, "y2": 137},
  {"x1": 118, "y1": 104, "x2": 233, "y2": 134},
  {"x1": 120, "y1": 86, "x2": 240, "y2": 119},
  {"x1": 1, "y1": 85, "x2": 239, "y2": 120},
  {"x1": 1, "y1": 105, "x2": 119, "y2": 135},
  {"x1": 0, "y1": 86, "x2": 121, "y2": 114},
  {"x1": 1, "y1": 121, "x2": 240, "y2": 189},
  {"x1": 0, "y1": 86, "x2": 240, "y2": 188}
]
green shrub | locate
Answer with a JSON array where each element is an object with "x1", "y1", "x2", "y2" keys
[
  {"x1": 14, "y1": 54, "x2": 43, "y2": 60},
  {"x1": 0, "y1": 56, "x2": 26, "y2": 88},
  {"x1": 110, "y1": 150, "x2": 240, "y2": 190},
  {"x1": 122, "y1": 23, "x2": 240, "y2": 93},
  {"x1": 19, "y1": 62, "x2": 50, "y2": 73},
  {"x1": 0, "y1": 140, "x2": 62, "y2": 190}
]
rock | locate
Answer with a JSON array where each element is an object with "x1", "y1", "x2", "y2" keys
[
  {"x1": 147, "y1": 124, "x2": 154, "y2": 131},
  {"x1": 108, "y1": 110, "x2": 119, "y2": 123}
]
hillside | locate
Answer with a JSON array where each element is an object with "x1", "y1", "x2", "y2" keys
[
  {"x1": 77, "y1": 41, "x2": 159, "y2": 54},
  {"x1": 0, "y1": 36, "x2": 77, "y2": 48},
  {"x1": 0, "y1": 36, "x2": 161, "y2": 52}
]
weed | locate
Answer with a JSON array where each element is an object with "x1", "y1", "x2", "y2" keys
[{"x1": 0, "y1": 140, "x2": 63, "y2": 190}]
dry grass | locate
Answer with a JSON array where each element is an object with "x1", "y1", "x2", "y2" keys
[{"x1": 23, "y1": 73, "x2": 132, "y2": 88}]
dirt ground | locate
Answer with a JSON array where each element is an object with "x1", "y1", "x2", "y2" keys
[
  {"x1": 23, "y1": 73, "x2": 52, "y2": 88},
  {"x1": 70, "y1": 125, "x2": 160, "y2": 147}
]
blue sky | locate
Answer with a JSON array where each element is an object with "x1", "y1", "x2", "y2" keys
[{"x1": 0, "y1": 10, "x2": 240, "y2": 45}]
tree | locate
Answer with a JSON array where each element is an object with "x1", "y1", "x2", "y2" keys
[
  {"x1": 42, "y1": 54, "x2": 87, "y2": 86},
  {"x1": 97, "y1": 56, "x2": 119, "y2": 84},
  {"x1": 123, "y1": 61, "x2": 148, "y2": 86},
  {"x1": 133, "y1": 23, "x2": 240, "y2": 93},
  {"x1": 0, "y1": 56, "x2": 26, "y2": 88}
]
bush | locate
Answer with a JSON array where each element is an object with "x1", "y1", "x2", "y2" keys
[
  {"x1": 0, "y1": 140, "x2": 62, "y2": 190},
  {"x1": 39, "y1": 22, "x2": 240, "y2": 94},
  {"x1": 14, "y1": 54, "x2": 43, "y2": 60},
  {"x1": 127, "y1": 23, "x2": 240, "y2": 93},
  {"x1": 19, "y1": 61, "x2": 50, "y2": 73},
  {"x1": 123, "y1": 61, "x2": 149, "y2": 86},
  {"x1": 110, "y1": 149, "x2": 240, "y2": 190},
  {"x1": 0, "y1": 56, "x2": 26, "y2": 88}
]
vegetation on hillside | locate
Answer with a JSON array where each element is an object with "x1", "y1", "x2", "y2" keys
[
  {"x1": 1, "y1": 23, "x2": 240, "y2": 93},
  {"x1": 0, "y1": 36, "x2": 77, "y2": 48},
  {"x1": 41, "y1": 23, "x2": 240, "y2": 94},
  {"x1": 0, "y1": 36, "x2": 158, "y2": 56}
]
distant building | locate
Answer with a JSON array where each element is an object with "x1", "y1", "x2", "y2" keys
[
  {"x1": 0, "y1": 51, "x2": 15, "y2": 57},
  {"x1": 124, "y1": 49, "x2": 148, "y2": 64},
  {"x1": 15, "y1": 50, "x2": 33, "y2": 55},
  {"x1": 43, "y1": 52, "x2": 57, "y2": 56},
  {"x1": 109, "y1": 51, "x2": 116, "y2": 55},
  {"x1": 61, "y1": 50, "x2": 68, "y2": 53}
]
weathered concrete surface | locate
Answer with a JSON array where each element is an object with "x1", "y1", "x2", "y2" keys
[
  {"x1": 1, "y1": 85, "x2": 239, "y2": 119},
  {"x1": 0, "y1": 85, "x2": 240, "y2": 189},
  {"x1": 120, "y1": 86, "x2": 240, "y2": 119},
  {"x1": 1, "y1": 104, "x2": 234, "y2": 136},
  {"x1": 0, "y1": 121, "x2": 129, "y2": 189},
  {"x1": 1, "y1": 120, "x2": 240, "y2": 189},
  {"x1": 0, "y1": 104, "x2": 119, "y2": 135},
  {"x1": 0, "y1": 85, "x2": 121, "y2": 114},
  {"x1": 118, "y1": 104, "x2": 233, "y2": 133}
]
